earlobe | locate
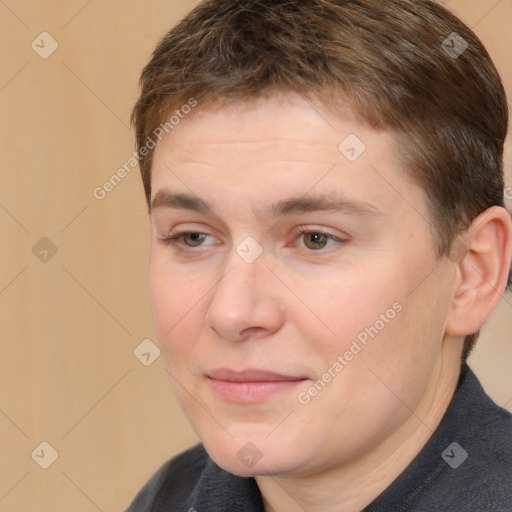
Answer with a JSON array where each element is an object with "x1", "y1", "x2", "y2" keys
[{"x1": 445, "y1": 206, "x2": 512, "y2": 336}]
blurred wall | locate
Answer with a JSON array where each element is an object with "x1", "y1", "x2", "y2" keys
[{"x1": 0, "y1": 0, "x2": 510, "y2": 510}]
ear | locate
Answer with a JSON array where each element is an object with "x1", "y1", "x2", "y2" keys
[{"x1": 445, "y1": 206, "x2": 512, "y2": 336}]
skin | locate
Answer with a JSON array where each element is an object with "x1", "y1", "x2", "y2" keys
[{"x1": 148, "y1": 93, "x2": 511, "y2": 511}]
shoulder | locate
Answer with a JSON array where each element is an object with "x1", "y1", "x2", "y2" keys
[
  {"x1": 416, "y1": 364, "x2": 512, "y2": 511},
  {"x1": 366, "y1": 363, "x2": 512, "y2": 512},
  {"x1": 457, "y1": 364, "x2": 512, "y2": 463},
  {"x1": 125, "y1": 443, "x2": 210, "y2": 512},
  {"x1": 448, "y1": 366, "x2": 512, "y2": 508}
]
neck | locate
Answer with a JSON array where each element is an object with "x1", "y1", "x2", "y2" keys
[{"x1": 256, "y1": 341, "x2": 462, "y2": 512}]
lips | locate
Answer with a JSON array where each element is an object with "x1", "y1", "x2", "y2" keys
[
  {"x1": 206, "y1": 368, "x2": 308, "y2": 403},
  {"x1": 208, "y1": 368, "x2": 305, "y2": 382}
]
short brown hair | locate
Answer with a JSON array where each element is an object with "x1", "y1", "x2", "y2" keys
[{"x1": 131, "y1": 0, "x2": 510, "y2": 359}]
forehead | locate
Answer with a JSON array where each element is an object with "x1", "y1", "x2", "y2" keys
[
  {"x1": 153, "y1": 94, "x2": 391, "y2": 162},
  {"x1": 150, "y1": 94, "x2": 426, "y2": 222}
]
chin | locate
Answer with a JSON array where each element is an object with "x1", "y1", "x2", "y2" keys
[
  {"x1": 209, "y1": 448, "x2": 295, "y2": 477},
  {"x1": 198, "y1": 430, "x2": 307, "y2": 478}
]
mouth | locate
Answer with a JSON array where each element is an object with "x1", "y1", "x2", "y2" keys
[{"x1": 206, "y1": 368, "x2": 308, "y2": 403}]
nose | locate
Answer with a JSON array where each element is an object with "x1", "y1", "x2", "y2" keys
[{"x1": 205, "y1": 252, "x2": 284, "y2": 342}]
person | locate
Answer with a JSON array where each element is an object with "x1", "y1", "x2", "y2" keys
[{"x1": 126, "y1": 0, "x2": 512, "y2": 510}]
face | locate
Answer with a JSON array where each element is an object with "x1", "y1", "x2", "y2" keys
[{"x1": 149, "y1": 94, "x2": 456, "y2": 478}]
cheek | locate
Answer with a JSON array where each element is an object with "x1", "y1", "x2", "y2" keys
[
  {"x1": 326, "y1": 266, "x2": 450, "y2": 415},
  {"x1": 290, "y1": 264, "x2": 402, "y2": 355},
  {"x1": 149, "y1": 256, "x2": 206, "y2": 363},
  {"x1": 295, "y1": 259, "x2": 428, "y2": 391}
]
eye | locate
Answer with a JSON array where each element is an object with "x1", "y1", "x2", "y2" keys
[
  {"x1": 163, "y1": 232, "x2": 214, "y2": 248},
  {"x1": 296, "y1": 227, "x2": 345, "y2": 251}
]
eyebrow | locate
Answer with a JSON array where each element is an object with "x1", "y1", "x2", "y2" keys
[{"x1": 150, "y1": 190, "x2": 382, "y2": 218}]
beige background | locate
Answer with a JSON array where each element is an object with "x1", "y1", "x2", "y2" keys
[{"x1": 0, "y1": 0, "x2": 511, "y2": 510}]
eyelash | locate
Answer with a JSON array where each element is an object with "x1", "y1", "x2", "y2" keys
[
  {"x1": 162, "y1": 232, "x2": 213, "y2": 248},
  {"x1": 295, "y1": 227, "x2": 345, "y2": 250},
  {"x1": 161, "y1": 227, "x2": 346, "y2": 252}
]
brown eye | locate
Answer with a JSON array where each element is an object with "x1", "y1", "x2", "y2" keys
[
  {"x1": 181, "y1": 233, "x2": 208, "y2": 247},
  {"x1": 303, "y1": 232, "x2": 330, "y2": 250}
]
